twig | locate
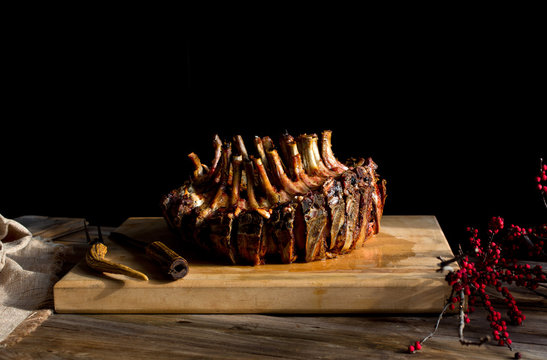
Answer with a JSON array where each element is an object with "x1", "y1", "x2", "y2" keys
[
  {"x1": 482, "y1": 231, "x2": 496, "y2": 263},
  {"x1": 421, "y1": 289, "x2": 454, "y2": 345},
  {"x1": 457, "y1": 290, "x2": 491, "y2": 347},
  {"x1": 437, "y1": 254, "x2": 464, "y2": 269},
  {"x1": 540, "y1": 158, "x2": 547, "y2": 209},
  {"x1": 458, "y1": 290, "x2": 466, "y2": 341},
  {"x1": 420, "y1": 301, "x2": 452, "y2": 345}
]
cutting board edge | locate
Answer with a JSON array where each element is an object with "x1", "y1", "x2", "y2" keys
[
  {"x1": 53, "y1": 275, "x2": 450, "y2": 288},
  {"x1": 54, "y1": 282, "x2": 452, "y2": 314}
]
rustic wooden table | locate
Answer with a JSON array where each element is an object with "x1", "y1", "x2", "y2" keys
[{"x1": 1, "y1": 216, "x2": 545, "y2": 359}]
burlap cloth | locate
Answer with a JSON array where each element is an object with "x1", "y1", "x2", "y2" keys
[{"x1": 0, "y1": 214, "x2": 65, "y2": 345}]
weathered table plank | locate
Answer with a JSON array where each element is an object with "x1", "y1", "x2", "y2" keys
[
  {"x1": 15, "y1": 215, "x2": 86, "y2": 241},
  {"x1": 2, "y1": 308, "x2": 546, "y2": 359}
]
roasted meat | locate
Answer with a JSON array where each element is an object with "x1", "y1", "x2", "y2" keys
[
  {"x1": 161, "y1": 130, "x2": 387, "y2": 265},
  {"x1": 268, "y1": 202, "x2": 298, "y2": 263},
  {"x1": 295, "y1": 191, "x2": 329, "y2": 262}
]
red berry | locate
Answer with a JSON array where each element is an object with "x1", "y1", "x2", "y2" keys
[
  {"x1": 514, "y1": 351, "x2": 522, "y2": 359},
  {"x1": 465, "y1": 287, "x2": 471, "y2": 296},
  {"x1": 408, "y1": 345, "x2": 415, "y2": 353},
  {"x1": 415, "y1": 341, "x2": 422, "y2": 350}
]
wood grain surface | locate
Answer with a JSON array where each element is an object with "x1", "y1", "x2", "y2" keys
[
  {"x1": 2, "y1": 301, "x2": 546, "y2": 360},
  {"x1": 54, "y1": 215, "x2": 456, "y2": 314},
  {"x1": 15, "y1": 215, "x2": 86, "y2": 241},
  {"x1": 1, "y1": 216, "x2": 545, "y2": 359}
]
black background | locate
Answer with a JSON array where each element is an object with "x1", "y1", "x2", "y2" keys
[{"x1": 2, "y1": 11, "x2": 545, "y2": 251}]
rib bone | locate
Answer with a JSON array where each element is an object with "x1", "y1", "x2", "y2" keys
[
  {"x1": 321, "y1": 130, "x2": 348, "y2": 173},
  {"x1": 268, "y1": 149, "x2": 310, "y2": 195}
]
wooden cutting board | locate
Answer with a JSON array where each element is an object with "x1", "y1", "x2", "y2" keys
[{"x1": 54, "y1": 215, "x2": 456, "y2": 314}]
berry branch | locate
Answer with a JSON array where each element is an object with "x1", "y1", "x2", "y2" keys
[
  {"x1": 407, "y1": 159, "x2": 547, "y2": 355},
  {"x1": 537, "y1": 158, "x2": 547, "y2": 209}
]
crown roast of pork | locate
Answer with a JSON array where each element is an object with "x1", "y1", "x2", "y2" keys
[{"x1": 161, "y1": 130, "x2": 387, "y2": 265}]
